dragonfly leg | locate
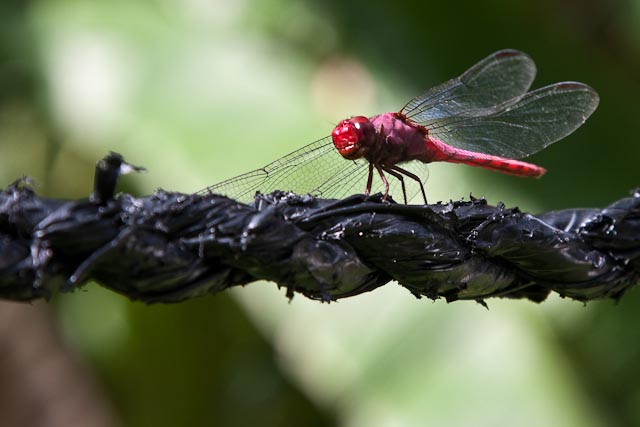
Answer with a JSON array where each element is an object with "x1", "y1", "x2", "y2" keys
[
  {"x1": 381, "y1": 165, "x2": 408, "y2": 204},
  {"x1": 374, "y1": 164, "x2": 391, "y2": 202},
  {"x1": 365, "y1": 163, "x2": 374, "y2": 196},
  {"x1": 389, "y1": 165, "x2": 428, "y2": 204}
]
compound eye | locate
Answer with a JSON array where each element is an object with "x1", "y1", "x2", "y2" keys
[
  {"x1": 349, "y1": 116, "x2": 370, "y2": 126},
  {"x1": 331, "y1": 117, "x2": 373, "y2": 159}
]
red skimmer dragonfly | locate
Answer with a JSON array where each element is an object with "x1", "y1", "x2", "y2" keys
[{"x1": 203, "y1": 49, "x2": 599, "y2": 204}]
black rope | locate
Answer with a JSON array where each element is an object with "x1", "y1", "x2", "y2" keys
[{"x1": 0, "y1": 153, "x2": 638, "y2": 304}]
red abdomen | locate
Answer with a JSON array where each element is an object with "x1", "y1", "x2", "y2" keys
[{"x1": 425, "y1": 137, "x2": 546, "y2": 177}]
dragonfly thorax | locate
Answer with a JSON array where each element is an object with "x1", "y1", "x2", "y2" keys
[{"x1": 331, "y1": 116, "x2": 377, "y2": 160}]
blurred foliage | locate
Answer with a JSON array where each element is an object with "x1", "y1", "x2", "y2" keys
[
  {"x1": 1, "y1": 0, "x2": 640, "y2": 426},
  {"x1": 57, "y1": 288, "x2": 334, "y2": 426}
]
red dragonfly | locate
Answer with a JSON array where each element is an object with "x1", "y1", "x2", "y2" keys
[{"x1": 204, "y1": 49, "x2": 599, "y2": 204}]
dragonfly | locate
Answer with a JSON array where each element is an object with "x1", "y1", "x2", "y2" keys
[{"x1": 202, "y1": 49, "x2": 599, "y2": 204}]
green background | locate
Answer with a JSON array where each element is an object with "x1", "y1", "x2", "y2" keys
[{"x1": 1, "y1": 0, "x2": 639, "y2": 425}]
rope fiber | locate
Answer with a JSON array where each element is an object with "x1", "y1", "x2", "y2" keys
[{"x1": 0, "y1": 153, "x2": 638, "y2": 304}]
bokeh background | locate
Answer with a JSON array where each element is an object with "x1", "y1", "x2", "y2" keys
[{"x1": 1, "y1": 0, "x2": 639, "y2": 426}]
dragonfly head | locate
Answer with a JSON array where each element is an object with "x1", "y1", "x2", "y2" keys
[{"x1": 331, "y1": 116, "x2": 376, "y2": 160}]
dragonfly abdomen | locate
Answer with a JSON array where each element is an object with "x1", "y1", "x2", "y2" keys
[{"x1": 425, "y1": 137, "x2": 546, "y2": 177}]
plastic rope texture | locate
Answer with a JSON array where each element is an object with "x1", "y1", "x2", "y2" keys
[{"x1": 0, "y1": 153, "x2": 638, "y2": 304}]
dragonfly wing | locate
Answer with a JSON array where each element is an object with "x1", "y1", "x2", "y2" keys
[
  {"x1": 201, "y1": 137, "x2": 371, "y2": 202},
  {"x1": 429, "y1": 82, "x2": 600, "y2": 158},
  {"x1": 402, "y1": 49, "x2": 537, "y2": 124}
]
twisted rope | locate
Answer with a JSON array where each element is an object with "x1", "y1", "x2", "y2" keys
[{"x1": 0, "y1": 153, "x2": 638, "y2": 304}]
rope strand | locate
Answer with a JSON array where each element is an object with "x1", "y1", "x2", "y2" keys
[{"x1": 0, "y1": 153, "x2": 637, "y2": 304}]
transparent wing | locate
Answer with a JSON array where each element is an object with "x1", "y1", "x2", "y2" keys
[
  {"x1": 200, "y1": 137, "x2": 356, "y2": 202},
  {"x1": 200, "y1": 136, "x2": 430, "y2": 203},
  {"x1": 428, "y1": 82, "x2": 600, "y2": 158},
  {"x1": 401, "y1": 49, "x2": 537, "y2": 124}
]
